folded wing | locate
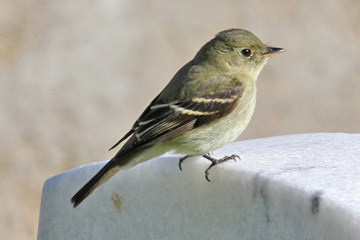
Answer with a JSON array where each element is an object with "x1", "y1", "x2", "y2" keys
[{"x1": 110, "y1": 85, "x2": 244, "y2": 156}]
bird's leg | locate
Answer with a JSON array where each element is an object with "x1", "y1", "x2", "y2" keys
[
  {"x1": 178, "y1": 155, "x2": 193, "y2": 171},
  {"x1": 202, "y1": 153, "x2": 240, "y2": 182}
]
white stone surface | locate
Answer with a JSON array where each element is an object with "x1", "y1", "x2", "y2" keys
[{"x1": 37, "y1": 133, "x2": 360, "y2": 240}]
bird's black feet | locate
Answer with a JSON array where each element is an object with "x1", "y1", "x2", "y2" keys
[
  {"x1": 178, "y1": 155, "x2": 192, "y2": 171},
  {"x1": 202, "y1": 153, "x2": 240, "y2": 182}
]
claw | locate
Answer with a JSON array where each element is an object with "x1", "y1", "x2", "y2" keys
[
  {"x1": 230, "y1": 154, "x2": 241, "y2": 162},
  {"x1": 205, "y1": 173, "x2": 211, "y2": 182},
  {"x1": 205, "y1": 163, "x2": 215, "y2": 182},
  {"x1": 178, "y1": 155, "x2": 191, "y2": 171}
]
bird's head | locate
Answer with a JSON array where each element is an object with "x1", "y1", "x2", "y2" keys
[{"x1": 196, "y1": 29, "x2": 284, "y2": 78}]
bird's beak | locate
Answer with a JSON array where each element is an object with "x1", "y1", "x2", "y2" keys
[{"x1": 262, "y1": 47, "x2": 285, "y2": 56}]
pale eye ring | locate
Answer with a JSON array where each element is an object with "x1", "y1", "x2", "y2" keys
[{"x1": 240, "y1": 48, "x2": 252, "y2": 58}]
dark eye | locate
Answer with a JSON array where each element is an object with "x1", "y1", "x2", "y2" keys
[{"x1": 240, "y1": 49, "x2": 252, "y2": 58}]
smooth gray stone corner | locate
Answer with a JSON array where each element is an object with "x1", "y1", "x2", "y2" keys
[{"x1": 37, "y1": 133, "x2": 360, "y2": 240}]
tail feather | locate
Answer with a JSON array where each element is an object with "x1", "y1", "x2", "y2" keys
[{"x1": 71, "y1": 160, "x2": 122, "y2": 208}]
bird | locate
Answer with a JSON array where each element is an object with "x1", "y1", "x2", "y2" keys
[{"x1": 71, "y1": 28, "x2": 284, "y2": 207}]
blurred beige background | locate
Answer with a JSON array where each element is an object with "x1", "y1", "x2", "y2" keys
[{"x1": 1, "y1": 0, "x2": 359, "y2": 239}]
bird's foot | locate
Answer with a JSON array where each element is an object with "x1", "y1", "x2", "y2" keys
[{"x1": 202, "y1": 153, "x2": 240, "y2": 182}]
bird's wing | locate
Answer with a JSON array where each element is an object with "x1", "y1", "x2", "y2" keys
[{"x1": 109, "y1": 83, "x2": 244, "y2": 156}]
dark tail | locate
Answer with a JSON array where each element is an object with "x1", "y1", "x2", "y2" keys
[{"x1": 71, "y1": 160, "x2": 122, "y2": 208}]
